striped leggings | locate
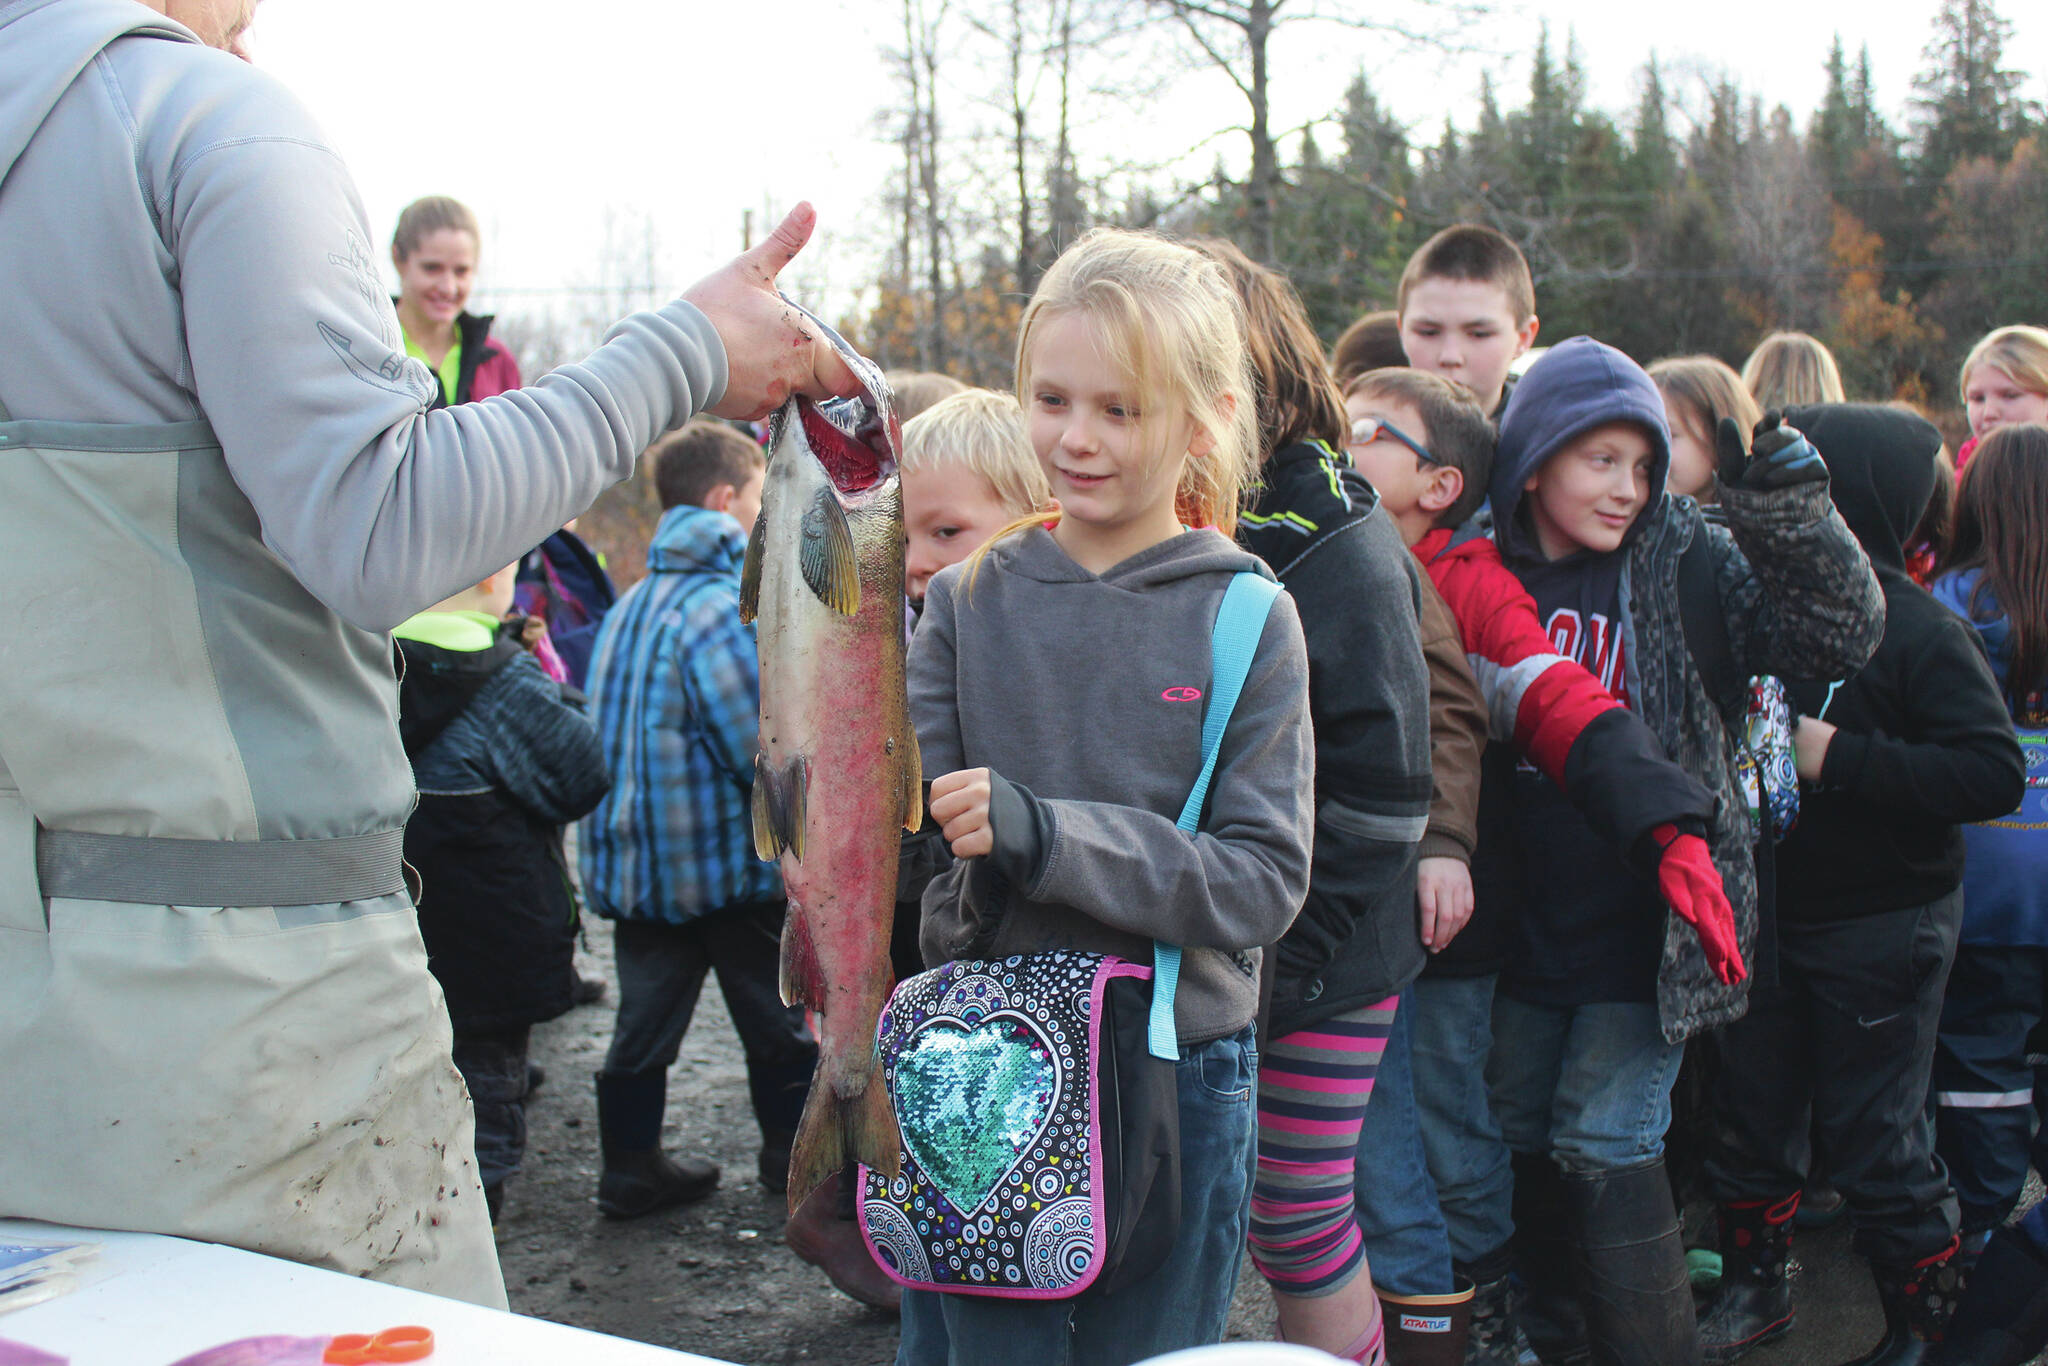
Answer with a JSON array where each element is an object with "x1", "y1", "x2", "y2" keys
[{"x1": 1247, "y1": 996, "x2": 1400, "y2": 1295}]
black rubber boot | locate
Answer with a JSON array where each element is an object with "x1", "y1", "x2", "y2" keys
[
  {"x1": 1459, "y1": 1242, "x2": 1542, "y2": 1366},
  {"x1": 1932, "y1": 1224, "x2": 2048, "y2": 1366},
  {"x1": 1379, "y1": 1275, "x2": 1474, "y2": 1366},
  {"x1": 1698, "y1": 1193, "x2": 1799, "y2": 1363},
  {"x1": 747, "y1": 1054, "x2": 816, "y2": 1194},
  {"x1": 594, "y1": 1070, "x2": 720, "y2": 1219},
  {"x1": 758, "y1": 1128, "x2": 796, "y2": 1194},
  {"x1": 1838, "y1": 1237, "x2": 1967, "y2": 1366},
  {"x1": 1512, "y1": 1152, "x2": 1591, "y2": 1365},
  {"x1": 1562, "y1": 1158, "x2": 1702, "y2": 1366}
]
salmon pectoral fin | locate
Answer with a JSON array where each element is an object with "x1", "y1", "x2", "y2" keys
[
  {"x1": 778, "y1": 897, "x2": 826, "y2": 1009},
  {"x1": 799, "y1": 484, "x2": 861, "y2": 616},
  {"x1": 900, "y1": 730, "x2": 923, "y2": 834},
  {"x1": 751, "y1": 753, "x2": 785, "y2": 862},
  {"x1": 785, "y1": 1072, "x2": 903, "y2": 1214},
  {"x1": 738, "y1": 508, "x2": 767, "y2": 624}
]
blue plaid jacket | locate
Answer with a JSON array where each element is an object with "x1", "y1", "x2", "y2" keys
[{"x1": 579, "y1": 505, "x2": 781, "y2": 923}]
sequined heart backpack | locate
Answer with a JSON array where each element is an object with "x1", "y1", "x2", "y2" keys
[{"x1": 858, "y1": 571, "x2": 1281, "y2": 1299}]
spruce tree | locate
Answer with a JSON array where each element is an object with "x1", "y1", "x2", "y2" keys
[{"x1": 1913, "y1": 0, "x2": 2038, "y2": 185}]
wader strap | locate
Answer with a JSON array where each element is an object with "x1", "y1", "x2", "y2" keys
[{"x1": 36, "y1": 827, "x2": 407, "y2": 907}]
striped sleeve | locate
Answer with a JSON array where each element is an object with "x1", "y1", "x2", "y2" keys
[{"x1": 1431, "y1": 549, "x2": 1618, "y2": 786}]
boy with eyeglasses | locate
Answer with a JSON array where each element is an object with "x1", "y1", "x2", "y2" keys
[{"x1": 1343, "y1": 367, "x2": 1734, "y2": 1364}]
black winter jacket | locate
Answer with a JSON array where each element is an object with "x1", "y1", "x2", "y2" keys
[
  {"x1": 397, "y1": 628, "x2": 611, "y2": 1033},
  {"x1": 1776, "y1": 404, "x2": 2025, "y2": 923},
  {"x1": 1240, "y1": 440, "x2": 1434, "y2": 1037}
]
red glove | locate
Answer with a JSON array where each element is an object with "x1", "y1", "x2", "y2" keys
[{"x1": 1650, "y1": 823, "x2": 1746, "y2": 986}]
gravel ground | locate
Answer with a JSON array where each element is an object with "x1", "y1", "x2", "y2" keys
[{"x1": 498, "y1": 916, "x2": 2042, "y2": 1365}]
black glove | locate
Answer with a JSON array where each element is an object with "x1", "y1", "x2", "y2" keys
[{"x1": 1715, "y1": 411, "x2": 1827, "y2": 492}]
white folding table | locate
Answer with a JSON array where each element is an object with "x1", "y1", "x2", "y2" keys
[{"x1": 0, "y1": 1219, "x2": 735, "y2": 1366}]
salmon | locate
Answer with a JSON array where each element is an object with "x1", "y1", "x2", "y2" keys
[{"x1": 739, "y1": 318, "x2": 915, "y2": 1212}]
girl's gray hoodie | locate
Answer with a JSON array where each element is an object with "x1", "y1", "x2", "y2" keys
[{"x1": 908, "y1": 527, "x2": 1315, "y2": 1045}]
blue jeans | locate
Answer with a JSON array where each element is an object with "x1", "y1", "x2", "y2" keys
[
  {"x1": 897, "y1": 1027, "x2": 1258, "y2": 1366},
  {"x1": 1410, "y1": 973, "x2": 1517, "y2": 1266},
  {"x1": 1487, "y1": 998, "x2": 1684, "y2": 1175},
  {"x1": 1352, "y1": 985, "x2": 1455, "y2": 1295}
]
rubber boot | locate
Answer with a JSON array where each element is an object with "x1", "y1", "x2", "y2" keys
[
  {"x1": 1698, "y1": 1193, "x2": 1799, "y2": 1363},
  {"x1": 1931, "y1": 1223, "x2": 2048, "y2": 1366},
  {"x1": 1840, "y1": 1238, "x2": 1968, "y2": 1366},
  {"x1": 594, "y1": 1070, "x2": 719, "y2": 1219},
  {"x1": 1511, "y1": 1152, "x2": 1591, "y2": 1365},
  {"x1": 1562, "y1": 1158, "x2": 1702, "y2": 1366},
  {"x1": 747, "y1": 1053, "x2": 816, "y2": 1194},
  {"x1": 758, "y1": 1127, "x2": 796, "y2": 1194},
  {"x1": 1460, "y1": 1242, "x2": 1542, "y2": 1366},
  {"x1": 1379, "y1": 1276, "x2": 1474, "y2": 1366}
]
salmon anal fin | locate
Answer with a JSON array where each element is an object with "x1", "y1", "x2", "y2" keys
[
  {"x1": 900, "y1": 729, "x2": 923, "y2": 834},
  {"x1": 778, "y1": 896, "x2": 827, "y2": 1011},
  {"x1": 785, "y1": 1072, "x2": 904, "y2": 1214},
  {"x1": 799, "y1": 484, "x2": 861, "y2": 616},
  {"x1": 738, "y1": 508, "x2": 767, "y2": 624},
  {"x1": 751, "y1": 752, "x2": 785, "y2": 863}
]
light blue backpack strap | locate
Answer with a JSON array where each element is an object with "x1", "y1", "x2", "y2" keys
[{"x1": 1150, "y1": 570, "x2": 1285, "y2": 1060}]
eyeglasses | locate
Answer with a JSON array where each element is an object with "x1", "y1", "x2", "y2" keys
[{"x1": 1349, "y1": 415, "x2": 1439, "y2": 467}]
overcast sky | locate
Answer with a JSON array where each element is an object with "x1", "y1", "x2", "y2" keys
[{"x1": 248, "y1": 0, "x2": 2042, "y2": 320}]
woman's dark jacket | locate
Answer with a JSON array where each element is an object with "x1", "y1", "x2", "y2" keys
[{"x1": 1240, "y1": 440, "x2": 1434, "y2": 1038}]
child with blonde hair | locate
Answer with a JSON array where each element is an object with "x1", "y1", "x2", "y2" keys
[
  {"x1": 901, "y1": 227, "x2": 1314, "y2": 1364},
  {"x1": 1956, "y1": 325, "x2": 2048, "y2": 468},
  {"x1": 900, "y1": 388, "x2": 1054, "y2": 605},
  {"x1": 1741, "y1": 331, "x2": 1846, "y2": 411}
]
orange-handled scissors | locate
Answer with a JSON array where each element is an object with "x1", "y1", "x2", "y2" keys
[{"x1": 323, "y1": 1326, "x2": 434, "y2": 1364}]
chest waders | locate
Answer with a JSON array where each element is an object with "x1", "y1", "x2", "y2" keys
[{"x1": 0, "y1": 402, "x2": 504, "y2": 1308}]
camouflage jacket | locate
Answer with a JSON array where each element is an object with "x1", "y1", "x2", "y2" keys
[{"x1": 1620, "y1": 479, "x2": 1884, "y2": 1042}]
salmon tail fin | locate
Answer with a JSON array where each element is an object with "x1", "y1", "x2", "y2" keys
[
  {"x1": 900, "y1": 730, "x2": 923, "y2": 834},
  {"x1": 751, "y1": 752, "x2": 785, "y2": 862},
  {"x1": 738, "y1": 508, "x2": 767, "y2": 624},
  {"x1": 779, "y1": 896, "x2": 826, "y2": 1009},
  {"x1": 799, "y1": 483, "x2": 861, "y2": 616},
  {"x1": 785, "y1": 1074, "x2": 903, "y2": 1214}
]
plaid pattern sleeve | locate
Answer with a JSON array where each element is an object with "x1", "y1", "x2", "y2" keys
[{"x1": 579, "y1": 515, "x2": 781, "y2": 925}]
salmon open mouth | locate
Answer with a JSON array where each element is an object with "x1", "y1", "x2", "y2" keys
[{"x1": 800, "y1": 396, "x2": 895, "y2": 496}]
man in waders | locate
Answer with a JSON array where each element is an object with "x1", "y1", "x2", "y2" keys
[{"x1": 0, "y1": 0, "x2": 854, "y2": 1306}]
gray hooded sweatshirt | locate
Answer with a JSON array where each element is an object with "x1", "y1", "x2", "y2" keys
[{"x1": 909, "y1": 527, "x2": 1315, "y2": 1044}]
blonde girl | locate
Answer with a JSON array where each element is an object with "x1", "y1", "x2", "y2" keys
[
  {"x1": 901, "y1": 228, "x2": 1315, "y2": 1364},
  {"x1": 1957, "y1": 326, "x2": 2048, "y2": 468},
  {"x1": 1741, "y1": 331, "x2": 1847, "y2": 411}
]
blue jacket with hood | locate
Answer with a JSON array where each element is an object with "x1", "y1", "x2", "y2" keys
[
  {"x1": 1934, "y1": 568, "x2": 2048, "y2": 947},
  {"x1": 1484, "y1": 337, "x2": 1886, "y2": 1041}
]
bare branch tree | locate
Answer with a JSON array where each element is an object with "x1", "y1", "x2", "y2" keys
[{"x1": 1136, "y1": 0, "x2": 1487, "y2": 260}]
